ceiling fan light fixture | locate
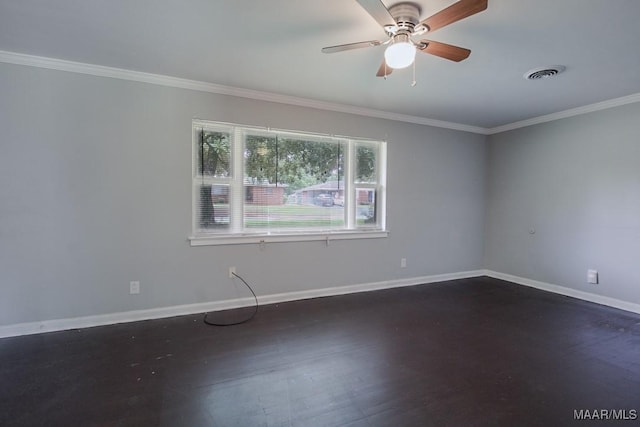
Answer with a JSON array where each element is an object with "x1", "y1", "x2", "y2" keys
[
  {"x1": 384, "y1": 35, "x2": 416, "y2": 69},
  {"x1": 322, "y1": 0, "x2": 488, "y2": 76}
]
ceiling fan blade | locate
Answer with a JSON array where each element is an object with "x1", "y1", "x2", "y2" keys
[
  {"x1": 322, "y1": 40, "x2": 382, "y2": 53},
  {"x1": 419, "y1": 40, "x2": 471, "y2": 62},
  {"x1": 376, "y1": 59, "x2": 393, "y2": 77},
  {"x1": 356, "y1": 0, "x2": 396, "y2": 28},
  {"x1": 420, "y1": 0, "x2": 487, "y2": 33}
]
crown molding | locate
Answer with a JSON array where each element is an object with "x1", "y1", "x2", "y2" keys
[
  {"x1": 2, "y1": 50, "x2": 639, "y2": 136},
  {"x1": 0, "y1": 50, "x2": 486, "y2": 134},
  {"x1": 487, "y1": 92, "x2": 640, "y2": 134}
]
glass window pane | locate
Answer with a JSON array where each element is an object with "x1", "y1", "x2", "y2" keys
[
  {"x1": 199, "y1": 130, "x2": 231, "y2": 177},
  {"x1": 355, "y1": 143, "x2": 377, "y2": 183},
  {"x1": 355, "y1": 188, "x2": 376, "y2": 226},
  {"x1": 198, "y1": 184, "x2": 230, "y2": 230},
  {"x1": 245, "y1": 134, "x2": 277, "y2": 184},
  {"x1": 244, "y1": 134, "x2": 278, "y2": 229},
  {"x1": 244, "y1": 136, "x2": 345, "y2": 230}
]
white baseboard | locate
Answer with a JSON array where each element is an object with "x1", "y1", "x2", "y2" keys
[
  {"x1": 484, "y1": 270, "x2": 640, "y2": 315},
  {"x1": 0, "y1": 270, "x2": 485, "y2": 338}
]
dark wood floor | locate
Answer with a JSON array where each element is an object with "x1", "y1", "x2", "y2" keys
[{"x1": 1, "y1": 276, "x2": 639, "y2": 426}]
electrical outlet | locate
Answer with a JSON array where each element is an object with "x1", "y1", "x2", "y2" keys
[
  {"x1": 587, "y1": 269, "x2": 598, "y2": 284},
  {"x1": 401, "y1": 258, "x2": 407, "y2": 268},
  {"x1": 229, "y1": 266, "x2": 236, "y2": 278},
  {"x1": 129, "y1": 281, "x2": 140, "y2": 294}
]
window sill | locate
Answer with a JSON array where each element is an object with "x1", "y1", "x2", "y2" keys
[{"x1": 189, "y1": 230, "x2": 388, "y2": 246}]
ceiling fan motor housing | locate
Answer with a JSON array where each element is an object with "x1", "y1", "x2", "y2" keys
[{"x1": 388, "y1": 2, "x2": 421, "y2": 32}]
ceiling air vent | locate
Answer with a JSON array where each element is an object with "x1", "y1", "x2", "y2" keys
[{"x1": 524, "y1": 65, "x2": 566, "y2": 80}]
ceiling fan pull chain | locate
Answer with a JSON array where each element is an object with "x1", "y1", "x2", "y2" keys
[{"x1": 411, "y1": 60, "x2": 417, "y2": 87}]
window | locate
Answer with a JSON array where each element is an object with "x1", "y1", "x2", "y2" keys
[{"x1": 191, "y1": 120, "x2": 387, "y2": 245}]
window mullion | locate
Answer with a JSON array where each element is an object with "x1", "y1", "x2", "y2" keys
[
  {"x1": 346, "y1": 140, "x2": 355, "y2": 229},
  {"x1": 378, "y1": 142, "x2": 387, "y2": 230},
  {"x1": 231, "y1": 128, "x2": 244, "y2": 233}
]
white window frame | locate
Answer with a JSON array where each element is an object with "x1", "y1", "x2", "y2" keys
[{"x1": 189, "y1": 120, "x2": 388, "y2": 246}]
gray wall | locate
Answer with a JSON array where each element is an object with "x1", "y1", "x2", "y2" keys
[
  {"x1": 0, "y1": 62, "x2": 487, "y2": 326},
  {"x1": 485, "y1": 102, "x2": 640, "y2": 304}
]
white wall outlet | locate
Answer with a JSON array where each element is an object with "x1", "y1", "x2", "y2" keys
[
  {"x1": 400, "y1": 258, "x2": 407, "y2": 268},
  {"x1": 229, "y1": 266, "x2": 236, "y2": 278},
  {"x1": 587, "y1": 269, "x2": 598, "y2": 284},
  {"x1": 129, "y1": 281, "x2": 140, "y2": 294}
]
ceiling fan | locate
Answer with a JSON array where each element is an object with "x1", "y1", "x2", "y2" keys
[{"x1": 322, "y1": 0, "x2": 488, "y2": 77}]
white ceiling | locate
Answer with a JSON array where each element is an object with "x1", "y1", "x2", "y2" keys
[{"x1": 1, "y1": 0, "x2": 639, "y2": 130}]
